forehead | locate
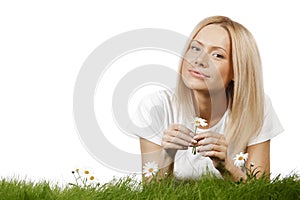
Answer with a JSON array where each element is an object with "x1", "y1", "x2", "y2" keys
[{"x1": 194, "y1": 24, "x2": 230, "y2": 50}]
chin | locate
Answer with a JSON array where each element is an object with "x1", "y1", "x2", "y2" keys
[{"x1": 183, "y1": 81, "x2": 208, "y2": 91}]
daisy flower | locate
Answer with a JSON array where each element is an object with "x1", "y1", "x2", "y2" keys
[
  {"x1": 233, "y1": 152, "x2": 249, "y2": 167},
  {"x1": 142, "y1": 161, "x2": 159, "y2": 177},
  {"x1": 194, "y1": 117, "x2": 208, "y2": 129},
  {"x1": 192, "y1": 117, "x2": 208, "y2": 154}
]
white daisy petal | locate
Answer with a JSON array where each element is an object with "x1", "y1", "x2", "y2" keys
[
  {"x1": 193, "y1": 117, "x2": 208, "y2": 128},
  {"x1": 233, "y1": 152, "x2": 248, "y2": 167},
  {"x1": 244, "y1": 153, "x2": 248, "y2": 161},
  {"x1": 142, "y1": 161, "x2": 159, "y2": 177},
  {"x1": 199, "y1": 118, "x2": 208, "y2": 127}
]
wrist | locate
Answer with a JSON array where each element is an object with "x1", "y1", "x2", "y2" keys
[
  {"x1": 224, "y1": 159, "x2": 247, "y2": 181},
  {"x1": 224, "y1": 159, "x2": 235, "y2": 174},
  {"x1": 163, "y1": 149, "x2": 177, "y2": 161}
]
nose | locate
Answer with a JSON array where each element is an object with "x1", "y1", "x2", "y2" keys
[
  {"x1": 193, "y1": 52, "x2": 208, "y2": 68},
  {"x1": 194, "y1": 60, "x2": 206, "y2": 68}
]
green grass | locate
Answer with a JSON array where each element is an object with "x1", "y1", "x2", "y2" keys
[{"x1": 1, "y1": 175, "x2": 300, "y2": 200}]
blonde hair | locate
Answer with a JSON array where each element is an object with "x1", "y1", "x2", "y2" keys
[{"x1": 175, "y1": 16, "x2": 264, "y2": 157}]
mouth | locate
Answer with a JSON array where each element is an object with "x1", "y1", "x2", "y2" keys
[{"x1": 188, "y1": 69, "x2": 210, "y2": 79}]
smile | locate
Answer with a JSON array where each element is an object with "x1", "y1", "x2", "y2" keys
[{"x1": 188, "y1": 69, "x2": 210, "y2": 79}]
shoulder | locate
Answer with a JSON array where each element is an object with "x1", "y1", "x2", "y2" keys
[
  {"x1": 263, "y1": 93, "x2": 282, "y2": 123},
  {"x1": 247, "y1": 93, "x2": 284, "y2": 146},
  {"x1": 263, "y1": 93, "x2": 273, "y2": 111},
  {"x1": 150, "y1": 89, "x2": 174, "y2": 100},
  {"x1": 131, "y1": 89, "x2": 175, "y2": 145},
  {"x1": 138, "y1": 89, "x2": 175, "y2": 108}
]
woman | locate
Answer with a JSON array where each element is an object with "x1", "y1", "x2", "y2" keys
[{"x1": 133, "y1": 16, "x2": 283, "y2": 181}]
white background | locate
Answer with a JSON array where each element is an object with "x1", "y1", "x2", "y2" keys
[{"x1": 1, "y1": 0, "x2": 299, "y2": 186}]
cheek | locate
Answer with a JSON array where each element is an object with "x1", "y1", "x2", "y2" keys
[
  {"x1": 218, "y1": 64, "x2": 233, "y2": 87},
  {"x1": 181, "y1": 61, "x2": 190, "y2": 79},
  {"x1": 180, "y1": 62, "x2": 208, "y2": 90}
]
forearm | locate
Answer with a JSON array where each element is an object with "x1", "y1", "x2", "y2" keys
[
  {"x1": 158, "y1": 149, "x2": 176, "y2": 176},
  {"x1": 140, "y1": 138, "x2": 177, "y2": 181},
  {"x1": 217, "y1": 158, "x2": 270, "y2": 182},
  {"x1": 157, "y1": 149, "x2": 175, "y2": 180},
  {"x1": 213, "y1": 158, "x2": 247, "y2": 181},
  {"x1": 142, "y1": 149, "x2": 175, "y2": 182},
  {"x1": 224, "y1": 160, "x2": 247, "y2": 181}
]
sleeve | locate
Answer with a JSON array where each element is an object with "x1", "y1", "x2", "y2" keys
[
  {"x1": 247, "y1": 94, "x2": 284, "y2": 146},
  {"x1": 130, "y1": 91, "x2": 169, "y2": 146}
]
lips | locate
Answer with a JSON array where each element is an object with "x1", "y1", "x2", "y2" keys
[{"x1": 188, "y1": 69, "x2": 210, "y2": 79}]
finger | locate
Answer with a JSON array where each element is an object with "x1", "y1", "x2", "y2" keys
[
  {"x1": 193, "y1": 131, "x2": 220, "y2": 140},
  {"x1": 200, "y1": 150, "x2": 226, "y2": 160},
  {"x1": 197, "y1": 144, "x2": 226, "y2": 153},
  {"x1": 169, "y1": 124, "x2": 195, "y2": 137},
  {"x1": 164, "y1": 129, "x2": 194, "y2": 145},
  {"x1": 169, "y1": 130, "x2": 197, "y2": 144},
  {"x1": 163, "y1": 134, "x2": 194, "y2": 147},
  {"x1": 161, "y1": 141, "x2": 188, "y2": 150},
  {"x1": 197, "y1": 136, "x2": 227, "y2": 146}
]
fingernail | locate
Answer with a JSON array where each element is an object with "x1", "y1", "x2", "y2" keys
[{"x1": 191, "y1": 139, "x2": 197, "y2": 143}]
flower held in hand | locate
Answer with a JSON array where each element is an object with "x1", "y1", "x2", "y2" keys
[
  {"x1": 192, "y1": 117, "x2": 208, "y2": 154},
  {"x1": 194, "y1": 117, "x2": 208, "y2": 128}
]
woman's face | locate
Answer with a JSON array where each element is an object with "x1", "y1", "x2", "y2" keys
[{"x1": 181, "y1": 24, "x2": 233, "y2": 93}]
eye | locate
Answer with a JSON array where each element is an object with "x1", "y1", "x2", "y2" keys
[
  {"x1": 191, "y1": 46, "x2": 200, "y2": 52},
  {"x1": 212, "y1": 53, "x2": 224, "y2": 59}
]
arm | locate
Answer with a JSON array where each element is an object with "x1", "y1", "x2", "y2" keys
[
  {"x1": 194, "y1": 132, "x2": 270, "y2": 181},
  {"x1": 246, "y1": 140, "x2": 270, "y2": 178},
  {"x1": 225, "y1": 140, "x2": 270, "y2": 180},
  {"x1": 140, "y1": 124, "x2": 196, "y2": 182},
  {"x1": 140, "y1": 138, "x2": 174, "y2": 182}
]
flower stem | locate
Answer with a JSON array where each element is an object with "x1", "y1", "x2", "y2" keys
[
  {"x1": 192, "y1": 126, "x2": 197, "y2": 155},
  {"x1": 192, "y1": 146, "x2": 196, "y2": 155}
]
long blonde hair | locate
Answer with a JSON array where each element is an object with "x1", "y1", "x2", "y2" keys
[{"x1": 175, "y1": 16, "x2": 264, "y2": 157}]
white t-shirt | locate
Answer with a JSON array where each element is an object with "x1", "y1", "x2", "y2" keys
[{"x1": 131, "y1": 89, "x2": 284, "y2": 179}]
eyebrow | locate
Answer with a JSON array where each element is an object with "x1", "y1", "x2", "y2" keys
[{"x1": 191, "y1": 40, "x2": 228, "y2": 54}]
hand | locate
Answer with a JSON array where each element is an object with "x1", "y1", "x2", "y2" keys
[
  {"x1": 162, "y1": 124, "x2": 197, "y2": 158},
  {"x1": 193, "y1": 131, "x2": 228, "y2": 169}
]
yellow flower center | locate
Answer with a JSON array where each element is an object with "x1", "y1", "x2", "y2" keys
[
  {"x1": 238, "y1": 156, "x2": 243, "y2": 161},
  {"x1": 148, "y1": 168, "x2": 154, "y2": 173}
]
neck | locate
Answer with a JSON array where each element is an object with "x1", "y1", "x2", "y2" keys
[{"x1": 193, "y1": 90, "x2": 228, "y2": 128}]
